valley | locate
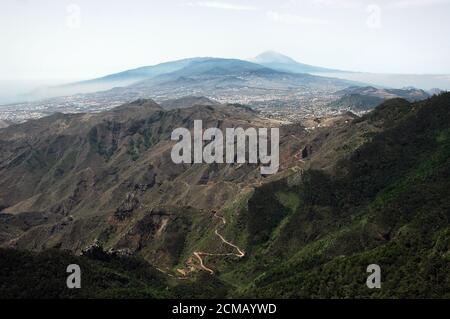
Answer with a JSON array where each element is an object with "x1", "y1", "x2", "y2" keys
[
  {"x1": 2, "y1": 0, "x2": 450, "y2": 302},
  {"x1": 0, "y1": 52, "x2": 448, "y2": 299},
  {"x1": 1, "y1": 93, "x2": 449, "y2": 298}
]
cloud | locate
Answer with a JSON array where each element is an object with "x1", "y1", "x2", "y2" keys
[
  {"x1": 267, "y1": 10, "x2": 329, "y2": 25},
  {"x1": 390, "y1": 0, "x2": 450, "y2": 8},
  {"x1": 188, "y1": 1, "x2": 257, "y2": 11}
]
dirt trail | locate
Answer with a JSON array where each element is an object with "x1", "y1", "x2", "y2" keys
[
  {"x1": 156, "y1": 210, "x2": 245, "y2": 277},
  {"x1": 192, "y1": 211, "x2": 245, "y2": 275},
  {"x1": 212, "y1": 211, "x2": 245, "y2": 257},
  {"x1": 193, "y1": 252, "x2": 215, "y2": 275}
]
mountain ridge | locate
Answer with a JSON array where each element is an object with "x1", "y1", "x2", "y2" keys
[
  {"x1": 250, "y1": 50, "x2": 347, "y2": 74},
  {"x1": 1, "y1": 93, "x2": 449, "y2": 298},
  {"x1": 327, "y1": 86, "x2": 432, "y2": 112}
]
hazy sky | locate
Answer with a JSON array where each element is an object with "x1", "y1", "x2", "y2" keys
[{"x1": 1, "y1": 0, "x2": 450, "y2": 80}]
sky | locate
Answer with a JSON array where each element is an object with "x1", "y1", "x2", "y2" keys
[{"x1": 1, "y1": 0, "x2": 450, "y2": 82}]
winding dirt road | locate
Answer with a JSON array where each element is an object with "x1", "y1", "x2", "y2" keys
[
  {"x1": 192, "y1": 211, "x2": 245, "y2": 275},
  {"x1": 156, "y1": 210, "x2": 245, "y2": 277}
]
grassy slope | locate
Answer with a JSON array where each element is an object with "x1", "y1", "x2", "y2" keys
[{"x1": 223, "y1": 94, "x2": 450, "y2": 298}]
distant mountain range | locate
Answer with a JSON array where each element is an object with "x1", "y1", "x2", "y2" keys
[
  {"x1": 22, "y1": 51, "x2": 449, "y2": 104},
  {"x1": 2, "y1": 51, "x2": 446, "y2": 125},
  {"x1": 19, "y1": 56, "x2": 355, "y2": 116},
  {"x1": 27, "y1": 58, "x2": 210, "y2": 99},
  {"x1": 61, "y1": 53, "x2": 350, "y2": 93},
  {"x1": 125, "y1": 58, "x2": 356, "y2": 99},
  {"x1": 249, "y1": 51, "x2": 450, "y2": 91},
  {"x1": 60, "y1": 56, "x2": 355, "y2": 96}
]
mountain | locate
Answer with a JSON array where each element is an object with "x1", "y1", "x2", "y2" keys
[
  {"x1": 79, "y1": 58, "x2": 207, "y2": 85},
  {"x1": 328, "y1": 94, "x2": 386, "y2": 112},
  {"x1": 18, "y1": 57, "x2": 356, "y2": 109},
  {"x1": 235, "y1": 94, "x2": 450, "y2": 298},
  {"x1": 11, "y1": 57, "x2": 356, "y2": 120},
  {"x1": 160, "y1": 96, "x2": 220, "y2": 110},
  {"x1": 1, "y1": 93, "x2": 449, "y2": 298},
  {"x1": 327, "y1": 86, "x2": 431, "y2": 112},
  {"x1": 16, "y1": 53, "x2": 450, "y2": 106},
  {"x1": 69, "y1": 54, "x2": 344, "y2": 90},
  {"x1": 250, "y1": 51, "x2": 348, "y2": 74},
  {"x1": 337, "y1": 86, "x2": 430, "y2": 101},
  {"x1": 251, "y1": 51, "x2": 450, "y2": 91},
  {"x1": 0, "y1": 99, "x2": 283, "y2": 256},
  {"x1": 0, "y1": 95, "x2": 369, "y2": 267},
  {"x1": 127, "y1": 58, "x2": 354, "y2": 98},
  {"x1": 318, "y1": 71, "x2": 450, "y2": 91},
  {"x1": 2, "y1": 57, "x2": 355, "y2": 123},
  {"x1": 26, "y1": 58, "x2": 210, "y2": 100}
]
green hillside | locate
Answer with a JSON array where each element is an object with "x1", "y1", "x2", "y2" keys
[
  {"x1": 228, "y1": 95, "x2": 450, "y2": 298},
  {"x1": 1, "y1": 94, "x2": 449, "y2": 298},
  {"x1": 328, "y1": 93, "x2": 385, "y2": 111}
]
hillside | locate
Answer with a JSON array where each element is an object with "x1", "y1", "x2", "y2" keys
[
  {"x1": 160, "y1": 96, "x2": 220, "y2": 110},
  {"x1": 0, "y1": 94, "x2": 449, "y2": 298},
  {"x1": 336, "y1": 86, "x2": 430, "y2": 101},
  {"x1": 328, "y1": 94, "x2": 386, "y2": 112},
  {"x1": 230, "y1": 94, "x2": 450, "y2": 298},
  {"x1": 0, "y1": 248, "x2": 169, "y2": 298},
  {"x1": 0, "y1": 100, "x2": 269, "y2": 253},
  {"x1": 327, "y1": 86, "x2": 431, "y2": 113}
]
